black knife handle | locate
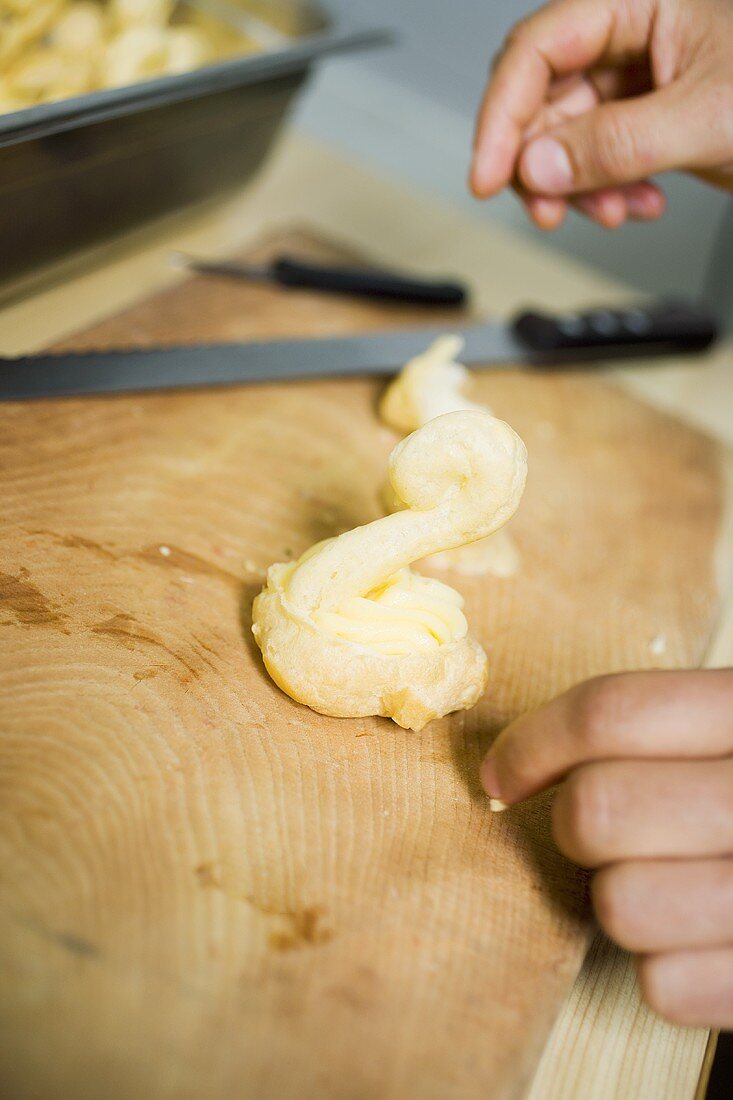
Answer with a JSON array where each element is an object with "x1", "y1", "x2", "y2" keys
[
  {"x1": 511, "y1": 299, "x2": 719, "y2": 361},
  {"x1": 272, "y1": 257, "x2": 467, "y2": 307}
]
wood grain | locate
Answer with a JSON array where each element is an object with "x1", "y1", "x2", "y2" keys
[
  {"x1": 529, "y1": 932, "x2": 718, "y2": 1100},
  {"x1": 0, "y1": 232, "x2": 725, "y2": 1100}
]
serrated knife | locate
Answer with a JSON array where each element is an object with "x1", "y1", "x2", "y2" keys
[{"x1": 0, "y1": 299, "x2": 717, "y2": 402}]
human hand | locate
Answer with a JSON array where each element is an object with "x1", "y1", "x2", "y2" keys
[
  {"x1": 481, "y1": 668, "x2": 733, "y2": 1026},
  {"x1": 470, "y1": 0, "x2": 733, "y2": 229}
]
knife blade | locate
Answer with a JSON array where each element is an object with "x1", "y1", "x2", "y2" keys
[{"x1": 0, "y1": 300, "x2": 717, "y2": 402}]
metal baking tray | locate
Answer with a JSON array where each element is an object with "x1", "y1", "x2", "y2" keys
[{"x1": 0, "y1": 2, "x2": 391, "y2": 287}]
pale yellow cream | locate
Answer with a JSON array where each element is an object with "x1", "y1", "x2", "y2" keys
[{"x1": 278, "y1": 555, "x2": 468, "y2": 656}]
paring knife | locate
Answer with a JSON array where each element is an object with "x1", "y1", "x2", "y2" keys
[
  {"x1": 0, "y1": 299, "x2": 718, "y2": 402},
  {"x1": 170, "y1": 252, "x2": 468, "y2": 307}
]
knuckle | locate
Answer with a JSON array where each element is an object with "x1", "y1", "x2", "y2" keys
[
  {"x1": 554, "y1": 766, "x2": 611, "y2": 864},
  {"x1": 592, "y1": 866, "x2": 642, "y2": 948},
  {"x1": 708, "y1": 81, "x2": 733, "y2": 145},
  {"x1": 636, "y1": 957, "x2": 667, "y2": 1017},
  {"x1": 504, "y1": 17, "x2": 534, "y2": 50},
  {"x1": 573, "y1": 675, "x2": 625, "y2": 751},
  {"x1": 702, "y1": 762, "x2": 733, "y2": 840},
  {"x1": 592, "y1": 867, "x2": 626, "y2": 939},
  {"x1": 717, "y1": 761, "x2": 733, "y2": 831},
  {"x1": 707, "y1": 859, "x2": 733, "y2": 923},
  {"x1": 717, "y1": 756, "x2": 730, "y2": 800},
  {"x1": 591, "y1": 108, "x2": 645, "y2": 181},
  {"x1": 637, "y1": 956, "x2": 688, "y2": 1025}
]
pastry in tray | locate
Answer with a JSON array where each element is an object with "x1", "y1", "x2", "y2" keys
[{"x1": 0, "y1": 0, "x2": 259, "y2": 114}]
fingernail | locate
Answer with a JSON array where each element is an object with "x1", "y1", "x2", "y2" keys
[
  {"x1": 481, "y1": 757, "x2": 511, "y2": 810},
  {"x1": 522, "y1": 137, "x2": 573, "y2": 194}
]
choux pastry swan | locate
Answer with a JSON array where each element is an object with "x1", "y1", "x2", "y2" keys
[
  {"x1": 252, "y1": 410, "x2": 527, "y2": 731},
  {"x1": 379, "y1": 335, "x2": 520, "y2": 578}
]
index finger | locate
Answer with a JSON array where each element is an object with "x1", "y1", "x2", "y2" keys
[
  {"x1": 470, "y1": 0, "x2": 639, "y2": 197},
  {"x1": 480, "y1": 669, "x2": 733, "y2": 809}
]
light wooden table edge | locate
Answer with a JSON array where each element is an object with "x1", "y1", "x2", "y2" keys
[
  {"x1": 695, "y1": 1032, "x2": 719, "y2": 1100},
  {"x1": 530, "y1": 445, "x2": 733, "y2": 1100},
  {"x1": 693, "y1": 449, "x2": 733, "y2": 1099},
  {"x1": 2, "y1": 130, "x2": 731, "y2": 1100}
]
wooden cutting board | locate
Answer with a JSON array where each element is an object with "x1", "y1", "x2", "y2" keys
[{"x1": 0, "y1": 230, "x2": 725, "y2": 1100}]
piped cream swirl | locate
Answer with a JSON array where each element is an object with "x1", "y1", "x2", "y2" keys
[{"x1": 277, "y1": 553, "x2": 468, "y2": 656}]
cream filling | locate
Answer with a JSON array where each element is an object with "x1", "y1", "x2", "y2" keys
[{"x1": 277, "y1": 550, "x2": 467, "y2": 657}]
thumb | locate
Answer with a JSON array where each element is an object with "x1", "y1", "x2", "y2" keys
[{"x1": 518, "y1": 84, "x2": 711, "y2": 195}]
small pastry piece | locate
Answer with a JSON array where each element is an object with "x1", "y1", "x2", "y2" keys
[
  {"x1": 49, "y1": 2, "x2": 105, "y2": 56},
  {"x1": 379, "y1": 334, "x2": 488, "y2": 433},
  {"x1": 0, "y1": 80, "x2": 28, "y2": 112},
  {"x1": 162, "y1": 26, "x2": 212, "y2": 75},
  {"x1": 6, "y1": 46, "x2": 71, "y2": 100},
  {"x1": 1, "y1": 0, "x2": 57, "y2": 9},
  {"x1": 0, "y1": 0, "x2": 64, "y2": 69},
  {"x1": 109, "y1": 0, "x2": 174, "y2": 29},
  {"x1": 252, "y1": 410, "x2": 527, "y2": 731},
  {"x1": 102, "y1": 25, "x2": 169, "y2": 87},
  {"x1": 380, "y1": 335, "x2": 521, "y2": 578}
]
